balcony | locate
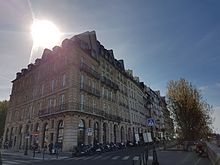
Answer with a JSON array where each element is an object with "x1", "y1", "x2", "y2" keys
[
  {"x1": 80, "y1": 62, "x2": 100, "y2": 79},
  {"x1": 102, "y1": 113, "x2": 122, "y2": 123},
  {"x1": 38, "y1": 102, "x2": 104, "y2": 118},
  {"x1": 80, "y1": 83, "x2": 101, "y2": 97},
  {"x1": 101, "y1": 76, "x2": 119, "y2": 90}
]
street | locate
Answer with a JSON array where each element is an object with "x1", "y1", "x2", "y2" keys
[{"x1": 1, "y1": 147, "x2": 211, "y2": 165}]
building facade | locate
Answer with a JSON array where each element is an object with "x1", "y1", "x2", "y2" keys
[{"x1": 3, "y1": 31, "x2": 174, "y2": 152}]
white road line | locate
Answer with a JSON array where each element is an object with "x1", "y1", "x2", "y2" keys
[
  {"x1": 122, "y1": 156, "x2": 130, "y2": 160},
  {"x1": 148, "y1": 156, "x2": 153, "y2": 160},
  {"x1": 83, "y1": 156, "x2": 95, "y2": 160},
  {"x1": 73, "y1": 157, "x2": 83, "y2": 160},
  {"x1": 112, "y1": 156, "x2": 120, "y2": 160},
  {"x1": 133, "y1": 156, "x2": 139, "y2": 161},
  {"x1": 2, "y1": 161, "x2": 20, "y2": 165},
  {"x1": 92, "y1": 155, "x2": 103, "y2": 160},
  {"x1": 101, "y1": 155, "x2": 111, "y2": 160}
]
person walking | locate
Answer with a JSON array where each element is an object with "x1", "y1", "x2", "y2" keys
[{"x1": 48, "y1": 142, "x2": 53, "y2": 155}]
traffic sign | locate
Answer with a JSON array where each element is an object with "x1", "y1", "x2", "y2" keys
[{"x1": 147, "y1": 118, "x2": 155, "y2": 126}]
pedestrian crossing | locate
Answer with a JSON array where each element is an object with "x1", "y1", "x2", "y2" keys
[
  {"x1": 65, "y1": 154, "x2": 153, "y2": 161},
  {"x1": 2, "y1": 158, "x2": 42, "y2": 165}
]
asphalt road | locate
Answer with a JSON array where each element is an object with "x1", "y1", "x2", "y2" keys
[{"x1": 1, "y1": 147, "x2": 211, "y2": 165}]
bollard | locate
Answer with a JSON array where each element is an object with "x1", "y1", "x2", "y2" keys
[{"x1": 0, "y1": 151, "x2": 2, "y2": 165}]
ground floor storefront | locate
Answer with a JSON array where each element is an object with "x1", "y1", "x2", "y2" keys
[{"x1": 3, "y1": 113, "x2": 148, "y2": 152}]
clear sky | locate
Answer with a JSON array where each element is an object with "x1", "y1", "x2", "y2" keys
[{"x1": 0, "y1": 0, "x2": 219, "y2": 132}]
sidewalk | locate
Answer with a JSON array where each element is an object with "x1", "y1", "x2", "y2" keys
[
  {"x1": 206, "y1": 142, "x2": 220, "y2": 165},
  {"x1": 0, "y1": 149, "x2": 71, "y2": 160}
]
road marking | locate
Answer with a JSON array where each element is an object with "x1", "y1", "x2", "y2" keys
[
  {"x1": 101, "y1": 155, "x2": 111, "y2": 160},
  {"x1": 194, "y1": 158, "x2": 201, "y2": 165},
  {"x1": 112, "y1": 156, "x2": 120, "y2": 160},
  {"x1": 148, "y1": 156, "x2": 153, "y2": 160},
  {"x1": 2, "y1": 160, "x2": 20, "y2": 165},
  {"x1": 73, "y1": 157, "x2": 83, "y2": 160},
  {"x1": 83, "y1": 156, "x2": 95, "y2": 160},
  {"x1": 122, "y1": 156, "x2": 130, "y2": 160},
  {"x1": 133, "y1": 156, "x2": 139, "y2": 161},
  {"x1": 92, "y1": 155, "x2": 103, "y2": 160}
]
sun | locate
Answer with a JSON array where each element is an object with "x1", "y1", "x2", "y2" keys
[{"x1": 31, "y1": 19, "x2": 61, "y2": 48}]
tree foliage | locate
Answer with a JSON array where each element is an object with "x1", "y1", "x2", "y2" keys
[
  {"x1": 0, "y1": 100, "x2": 8, "y2": 139},
  {"x1": 167, "y1": 79, "x2": 213, "y2": 141}
]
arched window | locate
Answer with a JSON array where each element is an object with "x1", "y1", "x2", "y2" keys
[
  {"x1": 121, "y1": 127, "x2": 125, "y2": 142},
  {"x1": 128, "y1": 128, "x2": 132, "y2": 141},
  {"x1": 57, "y1": 120, "x2": 64, "y2": 144},
  {"x1": 42, "y1": 123, "x2": 49, "y2": 148},
  {"x1": 113, "y1": 125, "x2": 117, "y2": 143},
  {"x1": 103, "y1": 123, "x2": 107, "y2": 144},
  {"x1": 77, "y1": 119, "x2": 85, "y2": 146},
  {"x1": 94, "y1": 122, "x2": 99, "y2": 144}
]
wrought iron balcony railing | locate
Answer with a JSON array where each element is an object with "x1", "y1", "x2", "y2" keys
[
  {"x1": 80, "y1": 62, "x2": 100, "y2": 79},
  {"x1": 101, "y1": 76, "x2": 119, "y2": 90},
  {"x1": 80, "y1": 83, "x2": 101, "y2": 97}
]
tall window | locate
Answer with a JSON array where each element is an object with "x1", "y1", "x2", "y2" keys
[
  {"x1": 77, "y1": 119, "x2": 85, "y2": 146},
  {"x1": 94, "y1": 122, "x2": 99, "y2": 144},
  {"x1": 60, "y1": 94, "x2": 65, "y2": 104},
  {"x1": 42, "y1": 123, "x2": 49, "y2": 148},
  {"x1": 92, "y1": 99, "x2": 95, "y2": 113},
  {"x1": 80, "y1": 74, "x2": 84, "y2": 88},
  {"x1": 57, "y1": 120, "x2": 64, "y2": 146},
  {"x1": 80, "y1": 94, "x2": 84, "y2": 111},
  {"x1": 41, "y1": 84, "x2": 44, "y2": 96},
  {"x1": 62, "y1": 74, "x2": 66, "y2": 87},
  {"x1": 51, "y1": 80, "x2": 55, "y2": 92}
]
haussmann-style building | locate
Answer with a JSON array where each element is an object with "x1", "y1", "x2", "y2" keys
[{"x1": 3, "y1": 31, "x2": 174, "y2": 152}]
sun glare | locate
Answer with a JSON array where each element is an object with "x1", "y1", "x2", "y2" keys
[{"x1": 31, "y1": 19, "x2": 61, "y2": 48}]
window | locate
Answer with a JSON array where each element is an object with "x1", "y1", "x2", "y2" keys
[
  {"x1": 80, "y1": 94, "x2": 84, "y2": 111},
  {"x1": 41, "y1": 84, "x2": 44, "y2": 96},
  {"x1": 80, "y1": 74, "x2": 84, "y2": 88},
  {"x1": 53, "y1": 99, "x2": 56, "y2": 107},
  {"x1": 48, "y1": 99, "x2": 53, "y2": 108},
  {"x1": 60, "y1": 94, "x2": 65, "y2": 105},
  {"x1": 102, "y1": 87, "x2": 104, "y2": 97},
  {"x1": 92, "y1": 99, "x2": 95, "y2": 113},
  {"x1": 51, "y1": 80, "x2": 55, "y2": 92},
  {"x1": 62, "y1": 74, "x2": 66, "y2": 87}
]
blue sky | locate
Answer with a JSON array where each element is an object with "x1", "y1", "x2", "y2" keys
[{"x1": 0, "y1": 0, "x2": 220, "y2": 132}]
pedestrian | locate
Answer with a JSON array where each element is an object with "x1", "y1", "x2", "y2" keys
[{"x1": 48, "y1": 142, "x2": 53, "y2": 155}]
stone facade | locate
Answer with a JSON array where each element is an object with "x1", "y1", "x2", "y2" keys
[{"x1": 3, "y1": 31, "x2": 174, "y2": 152}]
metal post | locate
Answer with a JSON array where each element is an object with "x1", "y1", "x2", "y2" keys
[
  {"x1": 152, "y1": 144, "x2": 159, "y2": 165},
  {"x1": 33, "y1": 148, "x2": 36, "y2": 158},
  {"x1": 24, "y1": 138, "x2": 28, "y2": 155},
  {"x1": 145, "y1": 146, "x2": 148, "y2": 165}
]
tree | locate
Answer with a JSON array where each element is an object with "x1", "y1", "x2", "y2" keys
[
  {"x1": 167, "y1": 79, "x2": 213, "y2": 141},
  {"x1": 0, "y1": 100, "x2": 8, "y2": 140}
]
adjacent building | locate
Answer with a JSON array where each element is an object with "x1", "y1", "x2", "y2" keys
[{"x1": 3, "y1": 31, "x2": 174, "y2": 152}]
